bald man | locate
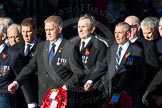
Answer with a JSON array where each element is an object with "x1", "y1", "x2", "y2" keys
[{"x1": 125, "y1": 15, "x2": 160, "y2": 107}]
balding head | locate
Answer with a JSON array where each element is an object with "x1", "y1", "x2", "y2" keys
[
  {"x1": 124, "y1": 16, "x2": 141, "y2": 40},
  {"x1": 7, "y1": 24, "x2": 21, "y2": 33},
  {"x1": 124, "y1": 16, "x2": 140, "y2": 25}
]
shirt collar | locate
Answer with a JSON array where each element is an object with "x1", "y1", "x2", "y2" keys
[
  {"x1": 130, "y1": 37, "x2": 138, "y2": 43},
  {"x1": 118, "y1": 41, "x2": 130, "y2": 51},
  {"x1": 0, "y1": 43, "x2": 6, "y2": 54},
  {"x1": 25, "y1": 37, "x2": 37, "y2": 47},
  {"x1": 81, "y1": 35, "x2": 92, "y2": 47},
  {"x1": 50, "y1": 35, "x2": 63, "y2": 46},
  {"x1": 49, "y1": 35, "x2": 63, "y2": 52}
]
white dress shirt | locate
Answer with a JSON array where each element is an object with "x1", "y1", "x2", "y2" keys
[
  {"x1": 130, "y1": 37, "x2": 138, "y2": 43},
  {"x1": 117, "y1": 41, "x2": 130, "y2": 64},
  {"x1": 0, "y1": 43, "x2": 6, "y2": 53},
  {"x1": 86, "y1": 41, "x2": 130, "y2": 85},
  {"x1": 80, "y1": 36, "x2": 92, "y2": 51},
  {"x1": 49, "y1": 36, "x2": 63, "y2": 53}
]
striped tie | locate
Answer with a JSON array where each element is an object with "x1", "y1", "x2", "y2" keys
[{"x1": 115, "y1": 47, "x2": 122, "y2": 72}]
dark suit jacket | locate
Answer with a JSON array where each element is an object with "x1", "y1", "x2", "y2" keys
[
  {"x1": 15, "y1": 39, "x2": 84, "y2": 104},
  {"x1": 90, "y1": 42, "x2": 146, "y2": 106},
  {"x1": 145, "y1": 67, "x2": 162, "y2": 95},
  {"x1": 12, "y1": 38, "x2": 42, "y2": 65},
  {"x1": 134, "y1": 37, "x2": 160, "y2": 70},
  {"x1": 71, "y1": 36, "x2": 108, "y2": 83},
  {"x1": 133, "y1": 37, "x2": 160, "y2": 93},
  {"x1": 0, "y1": 45, "x2": 22, "y2": 92},
  {"x1": 11, "y1": 38, "x2": 42, "y2": 104}
]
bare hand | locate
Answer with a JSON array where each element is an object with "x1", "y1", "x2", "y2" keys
[
  {"x1": 62, "y1": 85, "x2": 68, "y2": 90},
  {"x1": 8, "y1": 81, "x2": 18, "y2": 94},
  {"x1": 84, "y1": 82, "x2": 91, "y2": 91},
  {"x1": 142, "y1": 91, "x2": 149, "y2": 106}
]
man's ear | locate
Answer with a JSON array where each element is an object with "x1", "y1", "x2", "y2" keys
[
  {"x1": 126, "y1": 31, "x2": 131, "y2": 39},
  {"x1": 58, "y1": 26, "x2": 63, "y2": 33},
  {"x1": 91, "y1": 26, "x2": 96, "y2": 33},
  {"x1": 2, "y1": 33, "x2": 7, "y2": 41},
  {"x1": 137, "y1": 24, "x2": 141, "y2": 32}
]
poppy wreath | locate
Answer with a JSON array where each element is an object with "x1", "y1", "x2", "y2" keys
[
  {"x1": 102, "y1": 91, "x2": 132, "y2": 108},
  {"x1": 41, "y1": 88, "x2": 67, "y2": 108}
]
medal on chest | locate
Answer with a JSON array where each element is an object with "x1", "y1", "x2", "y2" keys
[{"x1": 82, "y1": 49, "x2": 90, "y2": 64}]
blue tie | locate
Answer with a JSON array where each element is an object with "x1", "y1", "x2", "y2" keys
[
  {"x1": 25, "y1": 44, "x2": 31, "y2": 56},
  {"x1": 48, "y1": 43, "x2": 55, "y2": 67},
  {"x1": 115, "y1": 47, "x2": 122, "y2": 72}
]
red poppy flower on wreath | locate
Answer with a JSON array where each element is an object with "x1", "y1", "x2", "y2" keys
[
  {"x1": 85, "y1": 49, "x2": 90, "y2": 56},
  {"x1": 2, "y1": 54, "x2": 8, "y2": 60},
  {"x1": 125, "y1": 52, "x2": 131, "y2": 59},
  {"x1": 41, "y1": 88, "x2": 67, "y2": 108}
]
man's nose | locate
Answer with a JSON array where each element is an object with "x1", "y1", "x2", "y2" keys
[
  {"x1": 46, "y1": 30, "x2": 51, "y2": 35},
  {"x1": 79, "y1": 27, "x2": 83, "y2": 32}
]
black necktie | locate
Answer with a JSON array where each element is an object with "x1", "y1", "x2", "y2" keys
[
  {"x1": 81, "y1": 41, "x2": 85, "y2": 50},
  {"x1": 25, "y1": 44, "x2": 31, "y2": 56},
  {"x1": 115, "y1": 47, "x2": 122, "y2": 72},
  {"x1": 48, "y1": 43, "x2": 56, "y2": 67}
]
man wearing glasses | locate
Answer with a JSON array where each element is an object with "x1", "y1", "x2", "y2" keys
[
  {"x1": 7, "y1": 24, "x2": 23, "y2": 46},
  {"x1": 124, "y1": 15, "x2": 160, "y2": 107}
]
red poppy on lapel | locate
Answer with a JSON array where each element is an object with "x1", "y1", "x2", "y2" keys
[
  {"x1": 125, "y1": 53, "x2": 131, "y2": 59},
  {"x1": 58, "y1": 48, "x2": 62, "y2": 53},
  {"x1": 85, "y1": 49, "x2": 90, "y2": 56},
  {"x1": 2, "y1": 54, "x2": 8, "y2": 60}
]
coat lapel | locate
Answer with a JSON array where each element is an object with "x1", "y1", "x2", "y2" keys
[
  {"x1": 21, "y1": 42, "x2": 25, "y2": 56},
  {"x1": 109, "y1": 43, "x2": 118, "y2": 76},
  {"x1": 85, "y1": 36, "x2": 94, "y2": 48},
  {"x1": 117, "y1": 45, "x2": 131, "y2": 73},
  {"x1": 0, "y1": 46, "x2": 9, "y2": 65},
  {"x1": 43, "y1": 41, "x2": 50, "y2": 71},
  {"x1": 51, "y1": 39, "x2": 66, "y2": 66},
  {"x1": 47, "y1": 39, "x2": 67, "y2": 72},
  {"x1": 28, "y1": 38, "x2": 41, "y2": 56}
]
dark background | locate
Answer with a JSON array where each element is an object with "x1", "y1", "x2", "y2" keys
[{"x1": 0, "y1": 0, "x2": 162, "y2": 40}]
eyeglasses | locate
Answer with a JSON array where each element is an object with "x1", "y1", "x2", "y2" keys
[
  {"x1": 130, "y1": 24, "x2": 138, "y2": 28},
  {"x1": 8, "y1": 35, "x2": 20, "y2": 39}
]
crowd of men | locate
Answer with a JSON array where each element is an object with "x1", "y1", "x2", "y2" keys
[{"x1": 0, "y1": 14, "x2": 162, "y2": 108}]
